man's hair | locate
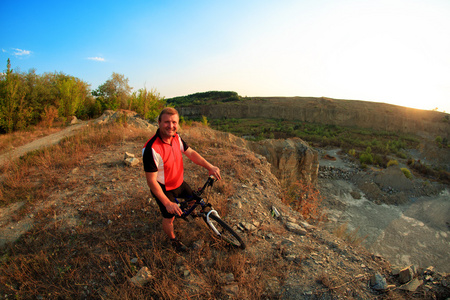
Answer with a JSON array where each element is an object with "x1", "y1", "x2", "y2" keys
[{"x1": 158, "y1": 107, "x2": 179, "y2": 122}]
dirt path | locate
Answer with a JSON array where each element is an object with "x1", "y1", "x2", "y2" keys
[{"x1": 0, "y1": 121, "x2": 88, "y2": 165}]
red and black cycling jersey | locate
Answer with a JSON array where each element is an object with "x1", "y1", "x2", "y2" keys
[{"x1": 142, "y1": 129, "x2": 189, "y2": 191}]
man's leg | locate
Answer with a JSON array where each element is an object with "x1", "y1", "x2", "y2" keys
[
  {"x1": 162, "y1": 217, "x2": 175, "y2": 239},
  {"x1": 162, "y1": 216, "x2": 188, "y2": 252}
]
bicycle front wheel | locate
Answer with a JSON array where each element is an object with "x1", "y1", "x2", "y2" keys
[{"x1": 205, "y1": 214, "x2": 246, "y2": 249}]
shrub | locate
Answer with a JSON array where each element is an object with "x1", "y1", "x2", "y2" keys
[
  {"x1": 387, "y1": 159, "x2": 398, "y2": 167},
  {"x1": 40, "y1": 106, "x2": 59, "y2": 128},
  {"x1": 359, "y1": 152, "x2": 373, "y2": 165},
  {"x1": 348, "y1": 149, "x2": 356, "y2": 156},
  {"x1": 201, "y1": 115, "x2": 209, "y2": 127},
  {"x1": 401, "y1": 167, "x2": 412, "y2": 179},
  {"x1": 282, "y1": 180, "x2": 324, "y2": 222}
]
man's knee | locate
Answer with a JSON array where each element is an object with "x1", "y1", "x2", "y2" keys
[{"x1": 162, "y1": 217, "x2": 175, "y2": 224}]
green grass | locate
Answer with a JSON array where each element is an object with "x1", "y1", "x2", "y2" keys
[{"x1": 209, "y1": 118, "x2": 420, "y2": 160}]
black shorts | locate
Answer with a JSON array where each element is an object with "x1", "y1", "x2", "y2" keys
[{"x1": 151, "y1": 181, "x2": 194, "y2": 219}]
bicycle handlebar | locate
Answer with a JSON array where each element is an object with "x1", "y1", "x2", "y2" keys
[{"x1": 195, "y1": 175, "x2": 216, "y2": 197}]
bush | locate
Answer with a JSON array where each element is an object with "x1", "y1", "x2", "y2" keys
[
  {"x1": 359, "y1": 152, "x2": 373, "y2": 165},
  {"x1": 401, "y1": 167, "x2": 412, "y2": 179},
  {"x1": 387, "y1": 159, "x2": 399, "y2": 167},
  {"x1": 201, "y1": 115, "x2": 209, "y2": 127},
  {"x1": 40, "y1": 106, "x2": 59, "y2": 128},
  {"x1": 282, "y1": 180, "x2": 324, "y2": 221}
]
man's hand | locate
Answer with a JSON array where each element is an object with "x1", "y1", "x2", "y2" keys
[
  {"x1": 208, "y1": 165, "x2": 221, "y2": 180},
  {"x1": 165, "y1": 201, "x2": 182, "y2": 216}
]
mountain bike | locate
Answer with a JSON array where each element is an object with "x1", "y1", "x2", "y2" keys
[{"x1": 174, "y1": 176, "x2": 246, "y2": 249}]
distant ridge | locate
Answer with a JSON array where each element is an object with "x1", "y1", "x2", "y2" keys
[{"x1": 167, "y1": 92, "x2": 449, "y2": 138}]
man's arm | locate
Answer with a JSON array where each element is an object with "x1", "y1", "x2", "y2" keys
[
  {"x1": 184, "y1": 148, "x2": 221, "y2": 180},
  {"x1": 145, "y1": 172, "x2": 182, "y2": 216}
]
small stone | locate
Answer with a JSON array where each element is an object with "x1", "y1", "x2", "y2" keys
[
  {"x1": 223, "y1": 273, "x2": 235, "y2": 283},
  {"x1": 223, "y1": 283, "x2": 239, "y2": 296},
  {"x1": 131, "y1": 257, "x2": 138, "y2": 264},
  {"x1": 399, "y1": 278, "x2": 423, "y2": 292},
  {"x1": 399, "y1": 266, "x2": 414, "y2": 284},
  {"x1": 240, "y1": 222, "x2": 257, "y2": 231},
  {"x1": 192, "y1": 240, "x2": 204, "y2": 250},
  {"x1": 129, "y1": 267, "x2": 154, "y2": 287},
  {"x1": 124, "y1": 152, "x2": 135, "y2": 159},
  {"x1": 285, "y1": 222, "x2": 307, "y2": 235},
  {"x1": 124, "y1": 157, "x2": 140, "y2": 167},
  {"x1": 370, "y1": 272, "x2": 388, "y2": 291}
]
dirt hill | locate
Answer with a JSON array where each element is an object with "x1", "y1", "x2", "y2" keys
[{"x1": 0, "y1": 112, "x2": 449, "y2": 299}]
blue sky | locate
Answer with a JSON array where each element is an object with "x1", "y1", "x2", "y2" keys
[{"x1": 2, "y1": 0, "x2": 450, "y2": 112}]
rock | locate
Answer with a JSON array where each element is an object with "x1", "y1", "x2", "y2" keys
[
  {"x1": 299, "y1": 221, "x2": 314, "y2": 230},
  {"x1": 129, "y1": 267, "x2": 154, "y2": 287},
  {"x1": 391, "y1": 266, "x2": 402, "y2": 276},
  {"x1": 192, "y1": 239, "x2": 204, "y2": 250},
  {"x1": 223, "y1": 284, "x2": 239, "y2": 296},
  {"x1": 399, "y1": 278, "x2": 423, "y2": 292},
  {"x1": 124, "y1": 152, "x2": 135, "y2": 159},
  {"x1": 124, "y1": 157, "x2": 140, "y2": 167},
  {"x1": 69, "y1": 116, "x2": 79, "y2": 124},
  {"x1": 240, "y1": 222, "x2": 257, "y2": 231},
  {"x1": 271, "y1": 206, "x2": 281, "y2": 219},
  {"x1": 399, "y1": 266, "x2": 415, "y2": 284},
  {"x1": 424, "y1": 266, "x2": 435, "y2": 275},
  {"x1": 370, "y1": 272, "x2": 388, "y2": 291},
  {"x1": 248, "y1": 138, "x2": 319, "y2": 186},
  {"x1": 285, "y1": 222, "x2": 307, "y2": 235},
  {"x1": 350, "y1": 190, "x2": 361, "y2": 199},
  {"x1": 223, "y1": 273, "x2": 235, "y2": 283}
]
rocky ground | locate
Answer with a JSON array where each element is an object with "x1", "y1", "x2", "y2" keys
[
  {"x1": 0, "y1": 112, "x2": 449, "y2": 299},
  {"x1": 317, "y1": 148, "x2": 449, "y2": 274}
]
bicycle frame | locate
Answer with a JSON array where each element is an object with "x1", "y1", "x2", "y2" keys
[{"x1": 174, "y1": 176, "x2": 217, "y2": 219}]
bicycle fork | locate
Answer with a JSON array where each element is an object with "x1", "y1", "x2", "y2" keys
[{"x1": 204, "y1": 210, "x2": 221, "y2": 235}]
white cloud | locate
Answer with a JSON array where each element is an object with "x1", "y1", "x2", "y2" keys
[
  {"x1": 13, "y1": 48, "x2": 31, "y2": 56},
  {"x1": 87, "y1": 57, "x2": 105, "y2": 62}
]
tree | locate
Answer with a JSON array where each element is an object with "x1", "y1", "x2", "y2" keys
[
  {"x1": 92, "y1": 72, "x2": 132, "y2": 110},
  {"x1": 0, "y1": 59, "x2": 29, "y2": 133},
  {"x1": 57, "y1": 77, "x2": 83, "y2": 118},
  {"x1": 128, "y1": 87, "x2": 166, "y2": 120}
]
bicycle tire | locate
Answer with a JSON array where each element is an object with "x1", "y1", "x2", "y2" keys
[{"x1": 204, "y1": 214, "x2": 246, "y2": 249}]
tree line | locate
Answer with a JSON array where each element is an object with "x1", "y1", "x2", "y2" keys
[{"x1": 0, "y1": 59, "x2": 166, "y2": 133}]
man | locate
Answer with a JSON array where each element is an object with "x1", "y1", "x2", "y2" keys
[{"x1": 142, "y1": 107, "x2": 221, "y2": 251}]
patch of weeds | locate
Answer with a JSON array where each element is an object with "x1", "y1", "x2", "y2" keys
[{"x1": 333, "y1": 222, "x2": 368, "y2": 246}]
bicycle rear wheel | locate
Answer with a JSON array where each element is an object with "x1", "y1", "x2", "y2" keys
[{"x1": 205, "y1": 214, "x2": 245, "y2": 249}]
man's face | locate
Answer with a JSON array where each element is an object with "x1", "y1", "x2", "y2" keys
[{"x1": 158, "y1": 113, "x2": 179, "y2": 139}]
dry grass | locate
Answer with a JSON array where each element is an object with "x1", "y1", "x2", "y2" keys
[
  {"x1": 333, "y1": 222, "x2": 368, "y2": 246},
  {"x1": 282, "y1": 180, "x2": 325, "y2": 222},
  {"x1": 0, "y1": 123, "x2": 281, "y2": 299},
  {"x1": 0, "y1": 123, "x2": 150, "y2": 207}
]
